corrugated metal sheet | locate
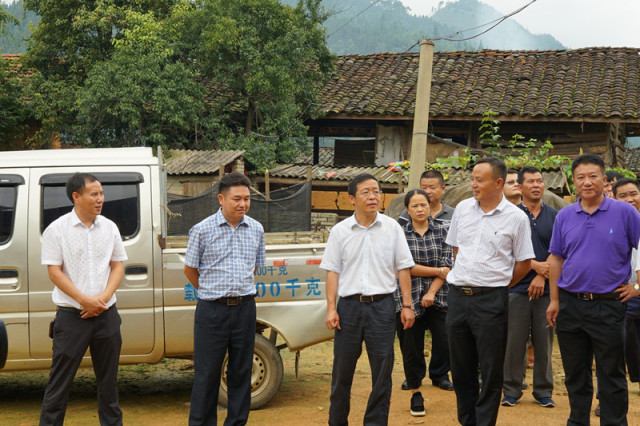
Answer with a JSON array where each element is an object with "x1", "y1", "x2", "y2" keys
[
  {"x1": 165, "y1": 149, "x2": 245, "y2": 175},
  {"x1": 269, "y1": 164, "x2": 567, "y2": 190},
  {"x1": 269, "y1": 164, "x2": 407, "y2": 184}
]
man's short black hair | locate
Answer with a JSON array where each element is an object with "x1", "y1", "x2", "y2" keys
[
  {"x1": 571, "y1": 153, "x2": 605, "y2": 174},
  {"x1": 605, "y1": 170, "x2": 624, "y2": 183},
  {"x1": 218, "y1": 171, "x2": 251, "y2": 195},
  {"x1": 612, "y1": 177, "x2": 640, "y2": 197},
  {"x1": 517, "y1": 166, "x2": 542, "y2": 185},
  {"x1": 404, "y1": 189, "x2": 431, "y2": 207},
  {"x1": 347, "y1": 173, "x2": 379, "y2": 196},
  {"x1": 476, "y1": 157, "x2": 507, "y2": 182},
  {"x1": 420, "y1": 170, "x2": 445, "y2": 186},
  {"x1": 506, "y1": 169, "x2": 519, "y2": 176},
  {"x1": 66, "y1": 172, "x2": 100, "y2": 203}
]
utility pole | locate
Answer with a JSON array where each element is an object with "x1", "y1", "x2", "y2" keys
[{"x1": 407, "y1": 39, "x2": 435, "y2": 190}]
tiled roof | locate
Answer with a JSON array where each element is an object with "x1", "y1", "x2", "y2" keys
[
  {"x1": 319, "y1": 48, "x2": 640, "y2": 120},
  {"x1": 293, "y1": 146, "x2": 334, "y2": 166},
  {"x1": 165, "y1": 149, "x2": 245, "y2": 175},
  {"x1": 0, "y1": 54, "x2": 31, "y2": 78}
]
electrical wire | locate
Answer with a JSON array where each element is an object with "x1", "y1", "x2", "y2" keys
[
  {"x1": 327, "y1": 0, "x2": 385, "y2": 38},
  {"x1": 431, "y1": 0, "x2": 537, "y2": 42}
]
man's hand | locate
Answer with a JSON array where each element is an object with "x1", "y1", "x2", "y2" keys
[
  {"x1": 615, "y1": 283, "x2": 640, "y2": 303},
  {"x1": 421, "y1": 292, "x2": 435, "y2": 307},
  {"x1": 400, "y1": 307, "x2": 415, "y2": 330},
  {"x1": 439, "y1": 267, "x2": 451, "y2": 279},
  {"x1": 532, "y1": 260, "x2": 550, "y2": 279},
  {"x1": 326, "y1": 310, "x2": 340, "y2": 330},
  {"x1": 527, "y1": 275, "x2": 546, "y2": 300},
  {"x1": 80, "y1": 296, "x2": 108, "y2": 319},
  {"x1": 546, "y1": 299, "x2": 558, "y2": 327}
]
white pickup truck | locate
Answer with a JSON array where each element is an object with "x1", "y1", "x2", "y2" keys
[{"x1": 0, "y1": 147, "x2": 333, "y2": 408}]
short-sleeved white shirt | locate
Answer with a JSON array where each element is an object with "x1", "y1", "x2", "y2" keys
[
  {"x1": 41, "y1": 209, "x2": 128, "y2": 309},
  {"x1": 445, "y1": 196, "x2": 534, "y2": 288},
  {"x1": 320, "y1": 212, "x2": 415, "y2": 297}
]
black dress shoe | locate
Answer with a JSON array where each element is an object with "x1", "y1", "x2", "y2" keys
[
  {"x1": 401, "y1": 380, "x2": 422, "y2": 390},
  {"x1": 433, "y1": 378, "x2": 454, "y2": 391}
]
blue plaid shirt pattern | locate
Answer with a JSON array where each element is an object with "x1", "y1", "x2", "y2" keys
[
  {"x1": 185, "y1": 209, "x2": 266, "y2": 300},
  {"x1": 394, "y1": 220, "x2": 453, "y2": 315}
]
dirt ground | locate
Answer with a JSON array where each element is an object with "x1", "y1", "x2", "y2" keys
[{"x1": 2, "y1": 337, "x2": 640, "y2": 425}]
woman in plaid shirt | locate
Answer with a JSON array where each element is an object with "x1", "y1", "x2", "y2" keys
[{"x1": 394, "y1": 189, "x2": 454, "y2": 417}]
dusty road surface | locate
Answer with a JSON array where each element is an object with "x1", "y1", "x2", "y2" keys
[{"x1": 2, "y1": 337, "x2": 640, "y2": 425}]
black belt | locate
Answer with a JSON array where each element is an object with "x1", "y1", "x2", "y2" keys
[
  {"x1": 57, "y1": 306, "x2": 82, "y2": 314},
  {"x1": 344, "y1": 293, "x2": 391, "y2": 303},
  {"x1": 57, "y1": 305, "x2": 114, "y2": 314},
  {"x1": 214, "y1": 294, "x2": 255, "y2": 306},
  {"x1": 565, "y1": 290, "x2": 619, "y2": 301},
  {"x1": 453, "y1": 286, "x2": 499, "y2": 296}
]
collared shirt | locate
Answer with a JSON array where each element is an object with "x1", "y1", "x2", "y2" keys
[
  {"x1": 549, "y1": 196, "x2": 640, "y2": 293},
  {"x1": 41, "y1": 209, "x2": 128, "y2": 309},
  {"x1": 393, "y1": 220, "x2": 453, "y2": 315},
  {"x1": 510, "y1": 202, "x2": 558, "y2": 294},
  {"x1": 320, "y1": 212, "x2": 415, "y2": 297},
  {"x1": 446, "y1": 195, "x2": 534, "y2": 288},
  {"x1": 398, "y1": 202, "x2": 455, "y2": 230},
  {"x1": 185, "y1": 209, "x2": 266, "y2": 300}
]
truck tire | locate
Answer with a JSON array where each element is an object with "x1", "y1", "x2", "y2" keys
[
  {"x1": 0, "y1": 319, "x2": 7, "y2": 369},
  {"x1": 218, "y1": 333, "x2": 284, "y2": 410}
]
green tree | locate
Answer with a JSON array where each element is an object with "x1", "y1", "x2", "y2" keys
[
  {"x1": 197, "y1": 0, "x2": 334, "y2": 169},
  {"x1": 0, "y1": 56, "x2": 29, "y2": 149},
  {"x1": 24, "y1": 0, "x2": 179, "y2": 146},
  {"x1": 74, "y1": 5, "x2": 209, "y2": 148}
]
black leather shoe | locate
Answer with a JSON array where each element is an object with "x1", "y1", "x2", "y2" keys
[
  {"x1": 433, "y1": 378, "x2": 454, "y2": 391},
  {"x1": 401, "y1": 380, "x2": 422, "y2": 390}
]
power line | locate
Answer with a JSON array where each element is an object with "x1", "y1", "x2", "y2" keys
[
  {"x1": 432, "y1": 0, "x2": 537, "y2": 42},
  {"x1": 328, "y1": 0, "x2": 384, "y2": 38}
]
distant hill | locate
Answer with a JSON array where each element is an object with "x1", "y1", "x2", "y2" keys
[
  {"x1": 1, "y1": 0, "x2": 564, "y2": 55},
  {"x1": 430, "y1": 0, "x2": 565, "y2": 50},
  {"x1": 0, "y1": 0, "x2": 38, "y2": 54}
]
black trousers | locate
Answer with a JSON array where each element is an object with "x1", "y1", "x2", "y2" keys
[
  {"x1": 189, "y1": 298, "x2": 256, "y2": 426},
  {"x1": 329, "y1": 295, "x2": 395, "y2": 426},
  {"x1": 556, "y1": 290, "x2": 628, "y2": 426},
  {"x1": 446, "y1": 286, "x2": 508, "y2": 426},
  {"x1": 40, "y1": 305, "x2": 122, "y2": 426},
  {"x1": 624, "y1": 317, "x2": 640, "y2": 383},
  {"x1": 396, "y1": 308, "x2": 450, "y2": 389}
]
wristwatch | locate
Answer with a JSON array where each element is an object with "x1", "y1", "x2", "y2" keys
[{"x1": 634, "y1": 283, "x2": 640, "y2": 293}]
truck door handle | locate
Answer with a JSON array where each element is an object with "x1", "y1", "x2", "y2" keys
[
  {"x1": 125, "y1": 266, "x2": 147, "y2": 275},
  {"x1": 0, "y1": 269, "x2": 18, "y2": 279}
]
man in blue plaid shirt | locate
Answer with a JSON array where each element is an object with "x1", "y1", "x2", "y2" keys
[{"x1": 184, "y1": 172, "x2": 266, "y2": 426}]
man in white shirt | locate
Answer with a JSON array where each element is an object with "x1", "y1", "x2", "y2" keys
[
  {"x1": 40, "y1": 173, "x2": 127, "y2": 426},
  {"x1": 321, "y1": 173, "x2": 415, "y2": 425},
  {"x1": 445, "y1": 158, "x2": 534, "y2": 426}
]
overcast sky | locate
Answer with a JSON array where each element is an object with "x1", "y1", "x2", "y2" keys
[{"x1": 399, "y1": 0, "x2": 640, "y2": 49}]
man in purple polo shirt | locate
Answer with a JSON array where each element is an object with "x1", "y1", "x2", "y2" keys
[{"x1": 546, "y1": 154, "x2": 640, "y2": 425}]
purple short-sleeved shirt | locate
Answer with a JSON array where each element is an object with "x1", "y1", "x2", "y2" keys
[{"x1": 549, "y1": 196, "x2": 640, "y2": 293}]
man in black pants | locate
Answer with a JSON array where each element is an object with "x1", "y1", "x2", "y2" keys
[
  {"x1": 184, "y1": 172, "x2": 266, "y2": 425},
  {"x1": 321, "y1": 173, "x2": 415, "y2": 425},
  {"x1": 445, "y1": 158, "x2": 534, "y2": 426},
  {"x1": 547, "y1": 155, "x2": 640, "y2": 425},
  {"x1": 40, "y1": 173, "x2": 128, "y2": 425}
]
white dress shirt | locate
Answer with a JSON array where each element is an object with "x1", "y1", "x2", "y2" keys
[
  {"x1": 41, "y1": 209, "x2": 128, "y2": 309},
  {"x1": 320, "y1": 212, "x2": 415, "y2": 297},
  {"x1": 446, "y1": 196, "x2": 534, "y2": 288}
]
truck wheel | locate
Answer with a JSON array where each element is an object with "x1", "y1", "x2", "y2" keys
[
  {"x1": 0, "y1": 319, "x2": 7, "y2": 369},
  {"x1": 218, "y1": 333, "x2": 284, "y2": 410}
]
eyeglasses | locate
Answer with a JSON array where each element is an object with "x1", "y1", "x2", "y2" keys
[{"x1": 357, "y1": 190, "x2": 382, "y2": 198}]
